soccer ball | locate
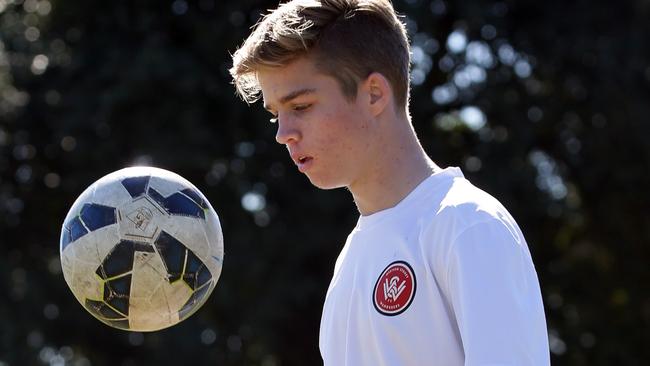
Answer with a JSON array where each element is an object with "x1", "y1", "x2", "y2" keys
[{"x1": 59, "y1": 167, "x2": 224, "y2": 332}]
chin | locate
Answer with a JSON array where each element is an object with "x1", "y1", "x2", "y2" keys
[{"x1": 306, "y1": 175, "x2": 347, "y2": 190}]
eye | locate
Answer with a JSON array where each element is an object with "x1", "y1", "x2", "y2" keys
[{"x1": 293, "y1": 104, "x2": 311, "y2": 112}]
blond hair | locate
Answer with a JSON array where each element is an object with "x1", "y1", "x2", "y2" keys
[{"x1": 230, "y1": 0, "x2": 411, "y2": 108}]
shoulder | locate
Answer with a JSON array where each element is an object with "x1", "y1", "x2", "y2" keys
[
  {"x1": 424, "y1": 174, "x2": 514, "y2": 235},
  {"x1": 418, "y1": 172, "x2": 525, "y2": 262}
]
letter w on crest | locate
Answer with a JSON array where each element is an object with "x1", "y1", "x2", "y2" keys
[{"x1": 383, "y1": 276, "x2": 406, "y2": 302}]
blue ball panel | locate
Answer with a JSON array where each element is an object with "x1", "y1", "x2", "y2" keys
[
  {"x1": 106, "y1": 274, "x2": 131, "y2": 297},
  {"x1": 121, "y1": 176, "x2": 150, "y2": 198},
  {"x1": 106, "y1": 295, "x2": 129, "y2": 317},
  {"x1": 60, "y1": 227, "x2": 72, "y2": 252},
  {"x1": 103, "y1": 277, "x2": 130, "y2": 316},
  {"x1": 148, "y1": 188, "x2": 205, "y2": 219},
  {"x1": 185, "y1": 250, "x2": 202, "y2": 273},
  {"x1": 97, "y1": 240, "x2": 136, "y2": 279},
  {"x1": 183, "y1": 250, "x2": 210, "y2": 290},
  {"x1": 196, "y1": 265, "x2": 212, "y2": 289},
  {"x1": 154, "y1": 231, "x2": 187, "y2": 280},
  {"x1": 85, "y1": 299, "x2": 125, "y2": 320},
  {"x1": 106, "y1": 319, "x2": 130, "y2": 330},
  {"x1": 165, "y1": 192, "x2": 205, "y2": 219},
  {"x1": 178, "y1": 282, "x2": 211, "y2": 320},
  {"x1": 181, "y1": 188, "x2": 208, "y2": 209},
  {"x1": 80, "y1": 203, "x2": 117, "y2": 231},
  {"x1": 146, "y1": 187, "x2": 166, "y2": 207},
  {"x1": 68, "y1": 216, "x2": 88, "y2": 242}
]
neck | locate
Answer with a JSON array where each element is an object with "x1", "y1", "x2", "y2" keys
[{"x1": 349, "y1": 116, "x2": 440, "y2": 216}]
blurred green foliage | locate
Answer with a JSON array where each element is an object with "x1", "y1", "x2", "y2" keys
[{"x1": 0, "y1": 0, "x2": 648, "y2": 365}]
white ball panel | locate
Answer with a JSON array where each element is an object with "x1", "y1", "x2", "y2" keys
[
  {"x1": 203, "y1": 210, "x2": 225, "y2": 277},
  {"x1": 65, "y1": 255, "x2": 104, "y2": 304},
  {"x1": 61, "y1": 226, "x2": 118, "y2": 266},
  {"x1": 89, "y1": 180, "x2": 133, "y2": 208},
  {"x1": 148, "y1": 175, "x2": 189, "y2": 198},
  {"x1": 160, "y1": 215, "x2": 211, "y2": 255}
]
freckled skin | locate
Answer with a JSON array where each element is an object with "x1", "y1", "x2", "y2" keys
[
  {"x1": 258, "y1": 56, "x2": 438, "y2": 215},
  {"x1": 258, "y1": 57, "x2": 377, "y2": 191}
]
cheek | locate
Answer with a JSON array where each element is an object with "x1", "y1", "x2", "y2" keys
[{"x1": 319, "y1": 113, "x2": 365, "y2": 158}]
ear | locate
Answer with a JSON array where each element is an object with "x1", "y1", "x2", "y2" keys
[{"x1": 360, "y1": 72, "x2": 392, "y2": 117}]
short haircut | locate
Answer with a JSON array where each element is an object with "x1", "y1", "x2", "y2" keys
[{"x1": 230, "y1": 0, "x2": 411, "y2": 109}]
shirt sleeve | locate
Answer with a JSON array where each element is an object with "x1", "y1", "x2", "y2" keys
[{"x1": 445, "y1": 219, "x2": 550, "y2": 366}]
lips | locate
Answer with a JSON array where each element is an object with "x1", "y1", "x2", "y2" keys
[
  {"x1": 290, "y1": 153, "x2": 314, "y2": 172},
  {"x1": 290, "y1": 152, "x2": 309, "y2": 164},
  {"x1": 296, "y1": 157, "x2": 313, "y2": 173}
]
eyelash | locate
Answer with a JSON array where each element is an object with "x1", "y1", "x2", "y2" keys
[{"x1": 269, "y1": 104, "x2": 311, "y2": 124}]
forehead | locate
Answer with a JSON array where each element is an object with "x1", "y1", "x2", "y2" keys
[{"x1": 257, "y1": 57, "x2": 335, "y2": 108}]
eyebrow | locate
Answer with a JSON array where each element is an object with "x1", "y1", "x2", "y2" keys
[{"x1": 264, "y1": 88, "x2": 316, "y2": 111}]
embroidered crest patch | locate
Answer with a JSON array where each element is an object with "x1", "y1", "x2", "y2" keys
[{"x1": 373, "y1": 261, "x2": 416, "y2": 316}]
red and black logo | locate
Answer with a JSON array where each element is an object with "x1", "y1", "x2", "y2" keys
[{"x1": 373, "y1": 261, "x2": 416, "y2": 316}]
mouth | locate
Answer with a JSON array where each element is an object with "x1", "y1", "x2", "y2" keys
[{"x1": 295, "y1": 156, "x2": 313, "y2": 172}]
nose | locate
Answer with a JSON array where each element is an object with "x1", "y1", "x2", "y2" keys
[{"x1": 275, "y1": 117, "x2": 301, "y2": 145}]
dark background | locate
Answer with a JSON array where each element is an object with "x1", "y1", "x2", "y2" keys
[{"x1": 1, "y1": 0, "x2": 648, "y2": 365}]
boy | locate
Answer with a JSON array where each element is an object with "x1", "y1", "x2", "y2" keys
[{"x1": 230, "y1": 0, "x2": 550, "y2": 364}]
